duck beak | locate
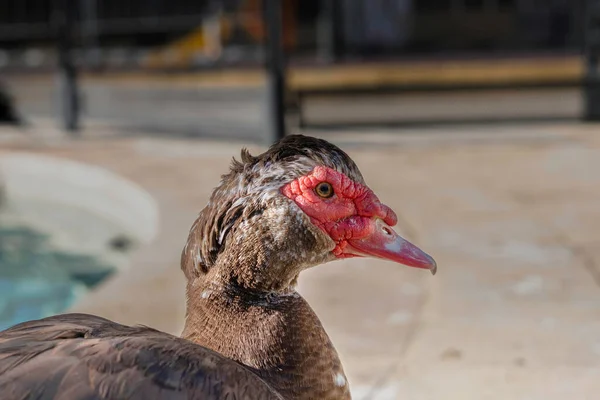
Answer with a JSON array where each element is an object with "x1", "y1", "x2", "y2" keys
[{"x1": 347, "y1": 218, "x2": 437, "y2": 275}]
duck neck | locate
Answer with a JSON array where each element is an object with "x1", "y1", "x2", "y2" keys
[{"x1": 181, "y1": 277, "x2": 351, "y2": 400}]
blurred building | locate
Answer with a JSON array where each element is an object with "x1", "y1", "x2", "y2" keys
[
  {"x1": 336, "y1": 0, "x2": 580, "y2": 56},
  {"x1": 0, "y1": 0, "x2": 584, "y2": 71}
]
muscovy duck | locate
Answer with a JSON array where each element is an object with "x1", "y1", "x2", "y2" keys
[{"x1": 0, "y1": 135, "x2": 436, "y2": 400}]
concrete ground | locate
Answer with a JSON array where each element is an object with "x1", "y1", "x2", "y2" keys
[{"x1": 1, "y1": 121, "x2": 600, "y2": 399}]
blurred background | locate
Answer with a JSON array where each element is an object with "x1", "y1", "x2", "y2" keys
[{"x1": 1, "y1": 1, "x2": 600, "y2": 398}]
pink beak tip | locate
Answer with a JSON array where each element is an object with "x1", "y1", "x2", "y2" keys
[{"x1": 428, "y1": 257, "x2": 438, "y2": 276}]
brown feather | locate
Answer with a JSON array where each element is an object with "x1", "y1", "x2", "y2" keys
[{"x1": 0, "y1": 314, "x2": 282, "y2": 400}]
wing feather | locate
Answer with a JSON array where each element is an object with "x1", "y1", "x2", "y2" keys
[{"x1": 0, "y1": 314, "x2": 282, "y2": 400}]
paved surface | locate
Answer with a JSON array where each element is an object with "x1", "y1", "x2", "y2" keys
[{"x1": 1, "y1": 121, "x2": 600, "y2": 399}]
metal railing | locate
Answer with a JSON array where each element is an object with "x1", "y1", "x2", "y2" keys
[
  {"x1": 0, "y1": 0, "x2": 597, "y2": 134},
  {"x1": 0, "y1": 0, "x2": 288, "y2": 141}
]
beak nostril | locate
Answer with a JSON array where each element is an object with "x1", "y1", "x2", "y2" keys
[{"x1": 382, "y1": 226, "x2": 393, "y2": 236}]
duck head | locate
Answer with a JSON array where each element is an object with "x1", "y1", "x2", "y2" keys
[{"x1": 182, "y1": 135, "x2": 436, "y2": 293}]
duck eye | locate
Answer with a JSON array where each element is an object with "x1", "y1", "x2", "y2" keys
[{"x1": 315, "y1": 182, "x2": 334, "y2": 198}]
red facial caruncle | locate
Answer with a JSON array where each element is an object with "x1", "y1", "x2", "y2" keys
[{"x1": 281, "y1": 166, "x2": 437, "y2": 274}]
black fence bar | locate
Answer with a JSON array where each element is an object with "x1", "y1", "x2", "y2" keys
[
  {"x1": 54, "y1": 0, "x2": 80, "y2": 133},
  {"x1": 263, "y1": 0, "x2": 286, "y2": 143},
  {"x1": 584, "y1": 0, "x2": 600, "y2": 121},
  {"x1": 317, "y1": 0, "x2": 338, "y2": 62}
]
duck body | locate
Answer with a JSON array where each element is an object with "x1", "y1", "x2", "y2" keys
[
  {"x1": 0, "y1": 286, "x2": 346, "y2": 400},
  {"x1": 0, "y1": 313, "x2": 283, "y2": 400},
  {"x1": 0, "y1": 135, "x2": 436, "y2": 400}
]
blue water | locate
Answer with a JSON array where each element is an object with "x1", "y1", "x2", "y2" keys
[{"x1": 0, "y1": 226, "x2": 115, "y2": 331}]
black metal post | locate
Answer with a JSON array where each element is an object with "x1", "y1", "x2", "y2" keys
[
  {"x1": 55, "y1": 0, "x2": 80, "y2": 133},
  {"x1": 263, "y1": 0, "x2": 287, "y2": 142},
  {"x1": 82, "y1": 0, "x2": 101, "y2": 70},
  {"x1": 317, "y1": 0, "x2": 337, "y2": 62},
  {"x1": 584, "y1": 0, "x2": 600, "y2": 121}
]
